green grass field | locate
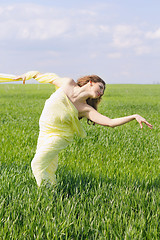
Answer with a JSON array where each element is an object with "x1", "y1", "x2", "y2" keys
[{"x1": 0, "y1": 84, "x2": 159, "y2": 239}]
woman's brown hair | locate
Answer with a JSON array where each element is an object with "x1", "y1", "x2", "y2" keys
[{"x1": 77, "y1": 75, "x2": 106, "y2": 125}]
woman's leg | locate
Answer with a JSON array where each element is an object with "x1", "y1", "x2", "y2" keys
[{"x1": 31, "y1": 135, "x2": 70, "y2": 187}]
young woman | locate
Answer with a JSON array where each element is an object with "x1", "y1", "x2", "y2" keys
[{"x1": 0, "y1": 71, "x2": 152, "y2": 186}]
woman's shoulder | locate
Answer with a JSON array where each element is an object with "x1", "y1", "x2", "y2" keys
[
  {"x1": 49, "y1": 76, "x2": 75, "y2": 89},
  {"x1": 60, "y1": 77, "x2": 77, "y2": 91},
  {"x1": 61, "y1": 77, "x2": 75, "y2": 84}
]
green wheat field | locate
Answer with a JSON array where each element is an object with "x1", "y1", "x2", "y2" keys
[{"x1": 0, "y1": 84, "x2": 159, "y2": 239}]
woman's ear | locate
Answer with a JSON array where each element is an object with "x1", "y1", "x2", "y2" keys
[{"x1": 89, "y1": 80, "x2": 92, "y2": 86}]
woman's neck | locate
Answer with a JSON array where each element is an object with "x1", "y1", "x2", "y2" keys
[{"x1": 73, "y1": 84, "x2": 92, "y2": 102}]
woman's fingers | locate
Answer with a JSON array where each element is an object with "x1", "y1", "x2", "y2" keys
[
  {"x1": 13, "y1": 76, "x2": 26, "y2": 84},
  {"x1": 140, "y1": 122, "x2": 143, "y2": 129},
  {"x1": 136, "y1": 115, "x2": 153, "y2": 129},
  {"x1": 144, "y1": 120, "x2": 153, "y2": 129},
  {"x1": 140, "y1": 120, "x2": 153, "y2": 129},
  {"x1": 22, "y1": 77, "x2": 26, "y2": 85},
  {"x1": 13, "y1": 76, "x2": 22, "y2": 80}
]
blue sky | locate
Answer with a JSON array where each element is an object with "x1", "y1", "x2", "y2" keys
[{"x1": 0, "y1": 0, "x2": 160, "y2": 84}]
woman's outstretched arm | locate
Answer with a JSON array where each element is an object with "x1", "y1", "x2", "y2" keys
[
  {"x1": 14, "y1": 71, "x2": 73, "y2": 88},
  {"x1": 84, "y1": 106, "x2": 153, "y2": 129},
  {"x1": 13, "y1": 71, "x2": 61, "y2": 85}
]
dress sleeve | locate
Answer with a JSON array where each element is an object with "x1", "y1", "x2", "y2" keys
[
  {"x1": 0, "y1": 71, "x2": 39, "y2": 83},
  {"x1": 34, "y1": 72, "x2": 60, "y2": 83},
  {"x1": 0, "y1": 73, "x2": 18, "y2": 83},
  {"x1": 0, "y1": 71, "x2": 60, "y2": 85}
]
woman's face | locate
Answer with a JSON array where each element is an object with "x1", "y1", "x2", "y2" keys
[{"x1": 90, "y1": 81, "x2": 105, "y2": 98}]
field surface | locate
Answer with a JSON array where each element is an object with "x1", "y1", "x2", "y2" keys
[{"x1": 0, "y1": 84, "x2": 159, "y2": 239}]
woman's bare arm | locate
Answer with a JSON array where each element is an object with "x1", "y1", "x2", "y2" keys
[
  {"x1": 84, "y1": 106, "x2": 153, "y2": 129},
  {"x1": 13, "y1": 71, "x2": 72, "y2": 87}
]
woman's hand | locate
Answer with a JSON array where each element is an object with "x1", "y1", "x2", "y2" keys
[
  {"x1": 135, "y1": 114, "x2": 153, "y2": 129},
  {"x1": 13, "y1": 75, "x2": 26, "y2": 84}
]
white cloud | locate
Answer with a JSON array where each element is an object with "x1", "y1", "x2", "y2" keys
[
  {"x1": 0, "y1": 4, "x2": 70, "y2": 40},
  {"x1": 107, "y1": 52, "x2": 122, "y2": 59},
  {"x1": 134, "y1": 46, "x2": 150, "y2": 55},
  {"x1": 78, "y1": 9, "x2": 97, "y2": 17},
  {"x1": 0, "y1": 3, "x2": 111, "y2": 41},
  {"x1": 90, "y1": 53, "x2": 98, "y2": 59},
  {"x1": 75, "y1": 23, "x2": 110, "y2": 37},
  {"x1": 99, "y1": 25, "x2": 110, "y2": 33},
  {"x1": 112, "y1": 24, "x2": 142, "y2": 48},
  {"x1": 110, "y1": 24, "x2": 154, "y2": 57},
  {"x1": 0, "y1": 1, "x2": 160, "y2": 84},
  {"x1": 0, "y1": 19, "x2": 70, "y2": 40},
  {"x1": 146, "y1": 28, "x2": 160, "y2": 39},
  {"x1": 0, "y1": 3, "x2": 158, "y2": 57},
  {"x1": 121, "y1": 71, "x2": 130, "y2": 77}
]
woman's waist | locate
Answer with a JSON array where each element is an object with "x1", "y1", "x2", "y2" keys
[{"x1": 39, "y1": 122, "x2": 75, "y2": 135}]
